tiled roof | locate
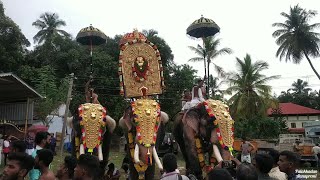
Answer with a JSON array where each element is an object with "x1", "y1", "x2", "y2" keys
[{"x1": 267, "y1": 103, "x2": 320, "y2": 115}]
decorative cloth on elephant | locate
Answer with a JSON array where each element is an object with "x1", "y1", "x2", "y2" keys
[{"x1": 78, "y1": 103, "x2": 107, "y2": 154}]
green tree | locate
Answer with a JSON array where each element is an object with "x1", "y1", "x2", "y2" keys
[
  {"x1": 277, "y1": 79, "x2": 319, "y2": 109},
  {"x1": 0, "y1": 1, "x2": 30, "y2": 72},
  {"x1": 32, "y1": 12, "x2": 70, "y2": 44},
  {"x1": 208, "y1": 75, "x2": 225, "y2": 100},
  {"x1": 290, "y1": 79, "x2": 312, "y2": 95},
  {"x1": 188, "y1": 36, "x2": 232, "y2": 77},
  {"x1": 226, "y1": 54, "x2": 279, "y2": 120},
  {"x1": 273, "y1": 5, "x2": 320, "y2": 80},
  {"x1": 32, "y1": 66, "x2": 68, "y2": 126},
  {"x1": 160, "y1": 64, "x2": 197, "y2": 119}
]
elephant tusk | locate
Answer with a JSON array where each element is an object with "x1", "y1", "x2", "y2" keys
[
  {"x1": 80, "y1": 144, "x2": 84, "y2": 155},
  {"x1": 213, "y1": 144, "x2": 223, "y2": 163},
  {"x1": 98, "y1": 145, "x2": 103, "y2": 161},
  {"x1": 153, "y1": 147, "x2": 163, "y2": 170},
  {"x1": 134, "y1": 144, "x2": 140, "y2": 163}
]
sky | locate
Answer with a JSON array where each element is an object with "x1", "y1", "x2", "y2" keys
[{"x1": 2, "y1": 0, "x2": 320, "y2": 96}]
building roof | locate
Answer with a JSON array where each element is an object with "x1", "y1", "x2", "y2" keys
[
  {"x1": 267, "y1": 103, "x2": 320, "y2": 116},
  {"x1": 0, "y1": 73, "x2": 43, "y2": 102}
]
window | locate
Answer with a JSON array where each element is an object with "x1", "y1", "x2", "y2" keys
[{"x1": 291, "y1": 123, "x2": 296, "y2": 128}]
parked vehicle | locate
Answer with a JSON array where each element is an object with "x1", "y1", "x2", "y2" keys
[{"x1": 233, "y1": 134, "x2": 317, "y2": 167}]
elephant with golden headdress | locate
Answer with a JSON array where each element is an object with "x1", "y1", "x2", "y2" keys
[
  {"x1": 119, "y1": 99, "x2": 169, "y2": 180},
  {"x1": 173, "y1": 99, "x2": 235, "y2": 179},
  {"x1": 69, "y1": 103, "x2": 116, "y2": 169}
]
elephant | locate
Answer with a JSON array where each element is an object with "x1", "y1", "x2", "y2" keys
[
  {"x1": 119, "y1": 99, "x2": 169, "y2": 180},
  {"x1": 68, "y1": 103, "x2": 116, "y2": 170},
  {"x1": 173, "y1": 99, "x2": 234, "y2": 179}
]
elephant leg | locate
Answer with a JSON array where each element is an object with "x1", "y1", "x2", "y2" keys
[
  {"x1": 183, "y1": 124, "x2": 203, "y2": 179},
  {"x1": 173, "y1": 117, "x2": 190, "y2": 171}
]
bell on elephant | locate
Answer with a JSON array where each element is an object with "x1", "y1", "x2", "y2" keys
[{"x1": 77, "y1": 103, "x2": 116, "y2": 161}]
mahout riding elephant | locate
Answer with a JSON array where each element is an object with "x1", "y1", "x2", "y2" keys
[
  {"x1": 173, "y1": 99, "x2": 234, "y2": 179},
  {"x1": 119, "y1": 99, "x2": 168, "y2": 180},
  {"x1": 69, "y1": 103, "x2": 116, "y2": 170}
]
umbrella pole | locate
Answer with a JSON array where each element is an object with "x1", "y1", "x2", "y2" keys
[
  {"x1": 90, "y1": 38, "x2": 93, "y2": 103},
  {"x1": 202, "y1": 37, "x2": 209, "y2": 98}
]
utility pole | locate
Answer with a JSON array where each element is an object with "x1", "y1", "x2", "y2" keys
[{"x1": 60, "y1": 73, "x2": 74, "y2": 159}]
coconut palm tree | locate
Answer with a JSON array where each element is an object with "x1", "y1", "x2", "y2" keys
[
  {"x1": 32, "y1": 12, "x2": 70, "y2": 44},
  {"x1": 272, "y1": 5, "x2": 320, "y2": 80},
  {"x1": 188, "y1": 36, "x2": 232, "y2": 78},
  {"x1": 226, "y1": 54, "x2": 279, "y2": 120},
  {"x1": 290, "y1": 79, "x2": 312, "y2": 95}
]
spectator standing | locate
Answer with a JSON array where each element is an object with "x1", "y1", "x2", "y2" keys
[
  {"x1": 240, "y1": 138, "x2": 255, "y2": 163},
  {"x1": 74, "y1": 154, "x2": 100, "y2": 180},
  {"x1": 25, "y1": 132, "x2": 35, "y2": 155},
  {"x1": 267, "y1": 149, "x2": 287, "y2": 180},
  {"x1": 311, "y1": 143, "x2": 320, "y2": 167},
  {"x1": 236, "y1": 163, "x2": 258, "y2": 180},
  {"x1": 34, "y1": 149, "x2": 55, "y2": 180},
  {"x1": 253, "y1": 153, "x2": 276, "y2": 180},
  {"x1": 160, "y1": 153, "x2": 189, "y2": 180},
  {"x1": 106, "y1": 163, "x2": 120, "y2": 180},
  {"x1": 50, "y1": 133, "x2": 56, "y2": 155},
  {"x1": 11, "y1": 140, "x2": 27, "y2": 153},
  {"x1": 2, "y1": 152, "x2": 34, "y2": 180},
  {"x1": 207, "y1": 168, "x2": 233, "y2": 180},
  {"x1": 3, "y1": 135, "x2": 11, "y2": 165},
  {"x1": 29, "y1": 131, "x2": 51, "y2": 180},
  {"x1": 56, "y1": 155, "x2": 77, "y2": 180},
  {"x1": 278, "y1": 151, "x2": 302, "y2": 180}
]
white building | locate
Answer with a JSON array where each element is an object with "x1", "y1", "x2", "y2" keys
[{"x1": 268, "y1": 103, "x2": 320, "y2": 134}]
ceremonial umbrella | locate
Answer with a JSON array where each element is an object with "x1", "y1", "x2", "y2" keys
[
  {"x1": 186, "y1": 16, "x2": 220, "y2": 97},
  {"x1": 76, "y1": 25, "x2": 107, "y2": 76}
]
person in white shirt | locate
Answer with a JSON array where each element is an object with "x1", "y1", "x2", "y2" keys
[
  {"x1": 267, "y1": 149, "x2": 287, "y2": 180},
  {"x1": 312, "y1": 143, "x2": 320, "y2": 167},
  {"x1": 3, "y1": 135, "x2": 11, "y2": 165},
  {"x1": 182, "y1": 78, "x2": 206, "y2": 111}
]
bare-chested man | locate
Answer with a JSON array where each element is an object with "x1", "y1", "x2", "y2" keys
[
  {"x1": 85, "y1": 79, "x2": 100, "y2": 104},
  {"x1": 34, "y1": 149, "x2": 55, "y2": 180}
]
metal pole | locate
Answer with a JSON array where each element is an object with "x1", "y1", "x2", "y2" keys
[
  {"x1": 60, "y1": 73, "x2": 74, "y2": 159},
  {"x1": 202, "y1": 37, "x2": 209, "y2": 98},
  {"x1": 24, "y1": 98, "x2": 30, "y2": 139},
  {"x1": 207, "y1": 57, "x2": 210, "y2": 98}
]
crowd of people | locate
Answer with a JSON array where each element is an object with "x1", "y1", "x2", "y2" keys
[{"x1": 0, "y1": 131, "x2": 315, "y2": 180}]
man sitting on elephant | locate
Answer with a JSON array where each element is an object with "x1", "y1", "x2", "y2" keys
[
  {"x1": 85, "y1": 79, "x2": 100, "y2": 104},
  {"x1": 182, "y1": 78, "x2": 206, "y2": 111}
]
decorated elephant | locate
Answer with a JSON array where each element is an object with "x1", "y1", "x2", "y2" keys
[
  {"x1": 173, "y1": 99, "x2": 234, "y2": 179},
  {"x1": 69, "y1": 103, "x2": 116, "y2": 167},
  {"x1": 119, "y1": 99, "x2": 169, "y2": 180}
]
